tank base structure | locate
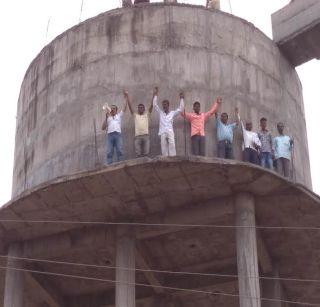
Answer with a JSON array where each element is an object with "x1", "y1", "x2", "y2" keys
[
  {"x1": 1, "y1": 157, "x2": 320, "y2": 306},
  {"x1": 13, "y1": 3, "x2": 312, "y2": 199}
]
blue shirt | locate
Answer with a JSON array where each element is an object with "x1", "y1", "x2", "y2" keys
[
  {"x1": 273, "y1": 135, "x2": 292, "y2": 160},
  {"x1": 216, "y1": 118, "x2": 237, "y2": 142}
]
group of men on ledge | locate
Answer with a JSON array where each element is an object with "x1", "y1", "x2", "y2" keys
[
  {"x1": 101, "y1": 88, "x2": 294, "y2": 178},
  {"x1": 122, "y1": 0, "x2": 221, "y2": 10}
]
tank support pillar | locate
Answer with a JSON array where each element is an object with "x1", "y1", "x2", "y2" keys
[
  {"x1": 235, "y1": 192, "x2": 261, "y2": 307},
  {"x1": 4, "y1": 243, "x2": 24, "y2": 307},
  {"x1": 115, "y1": 226, "x2": 136, "y2": 307}
]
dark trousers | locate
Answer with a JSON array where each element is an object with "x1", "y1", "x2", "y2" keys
[
  {"x1": 217, "y1": 140, "x2": 233, "y2": 159},
  {"x1": 243, "y1": 148, "x2": 259, "y2": 165},
  {"x1": 275, "y1": 157, "x2": 290, "y2": 178},
  {"x1": 191, "y1": 135, "x2": 205, "y2": 156}
]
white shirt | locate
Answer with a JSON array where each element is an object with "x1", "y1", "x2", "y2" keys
[
  {"x1": 153, "y1": 96, "x2": 184, "y2": 135},
  {"x1": 107, "y1": 111, "x2": 124, "y2": 134},
  {"x1": 240, "y1": 119, "x2": 261, "y2": 150}
]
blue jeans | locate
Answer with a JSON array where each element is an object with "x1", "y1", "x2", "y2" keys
[
  {"x1": 260, "y1": 152, "x2": 273, "y2": 169},
  {"x1": 106, "y1": 132, "x2": 124, "y2": 164}
]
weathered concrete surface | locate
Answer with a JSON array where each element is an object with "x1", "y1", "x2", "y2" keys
[
  {"x1": 272, "y1": 0, "x2": 320, "y2": 66},
  {"x1": 3, "y1": 244, "x2": 24, "y2": 307},
  {"x1": 1, "y1": 157, "x2": 320, "y2": 305},
  {"x1": 12, "y1": 3, "x2": 311, "y2": 198},
  {"x1": 115, "y1": 226, "x2": 135, "y2": 307},
  {"x1": 235, "y1": 193, "x2": 261, "y2": 307}
]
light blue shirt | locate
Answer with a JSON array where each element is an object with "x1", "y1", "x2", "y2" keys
[
  {"x1": 216, "y1": 118, "x2": 237, "y2": 142},
  {"x1": 273, "y1": 135, "x2": 292, "y2": 160}
]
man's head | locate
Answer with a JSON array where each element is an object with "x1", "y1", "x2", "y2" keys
[
  {"x1": 137, "y1": 104, "x2": 145, "y2": 115},
  {"x1": 110, "y1": 105, "x2": 118, "y2": 116},
  {"x1": 277, "y1": 122, "x2": 285, "y2": 134},
  {"x1": 193, "y1": 101, "x2": 201, "y2": 114},
  {"x1": 246, "y1": 121, "x2": 252, "y2": 131},
  {"x1": 260, "y1": 117, "x2": 267, "y2": 130},
  {"x1": 162, "y1": 100, "x2": 170, "y2": 113},
  {"x1": 221, "y1": 112, "x2": 228, "y2": 124}
]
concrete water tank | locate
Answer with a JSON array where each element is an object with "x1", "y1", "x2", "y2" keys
[{"x1": 12, "y1": 3, "x2": 311, "y2": 197}]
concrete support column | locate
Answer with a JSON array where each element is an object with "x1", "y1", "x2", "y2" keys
[
  {"x1": 115, "y1": 226, "x2": 135, "y2": 307},
  {"x1": 262, "y1": 266, "x2": 287, "y2": 307},
  {"x1": 4, "y1": 243, "x2": 24, "y2": 307},
  {"x1": 235, "y1": 192, "x2": 261, "y2": 307}
]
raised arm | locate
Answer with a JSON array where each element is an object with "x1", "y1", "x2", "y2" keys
[
  {"x1": 173, "y1": 92, "x2": 185, "y2": 117},
  {"x1": 237, "y1": 110, "x2": 246, "y2": 137},
  {"x1": 122, "y1": 90, "x2": 128, "y2": 113},
  {"x1": 102, "y1": 113, "x2": 108, "y2": 131},
  {"x1": 152, "y1": 87, "x2": 160, "y2": 113},
  {"x1": 235, "y1": 107, "x2": 240, "y2": 126},
  {"x1": 124, "y1": 90, "x2": 134, "y2": 115},
  {"x1": 204, "y1": 97, "x2": 222, "y2": 120},
  {"x1": 149, "y1": 87, "x2": 157, "y2": 113}
]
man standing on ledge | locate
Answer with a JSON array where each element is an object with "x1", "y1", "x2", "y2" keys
[
  {"x1": 215, "y1": 107, "x2": 239, "y2": 159},
  {"x1": 273, "y1": 122, "x2": 293, "y2": 178},
  {"x1": 153, "y1": 88, "x2": 184, "y2": 156},
  {"x1": 241, "y1": 120, "x2": 261, "y2": 165},
  {"x1": 258, "y1": 117, "x2": 273, "y2": 169},
  {"x1": 182, "y1": 97, "x2": 221, "y2": 156},
  {"x1": 127, "y1": 89, "x2": 154, "y2": 157},
  {"x1": 102, "y1": 92, "x2": 128, "y2": 164}
]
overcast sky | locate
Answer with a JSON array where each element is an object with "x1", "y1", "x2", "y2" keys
[{"x1": 0, "y1": 0, "x2": 319, "y2": 205}]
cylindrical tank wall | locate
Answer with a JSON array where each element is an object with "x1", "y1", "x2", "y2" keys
[{"x1": 12, "y1": 3, "x2": 311, "y2": 197}]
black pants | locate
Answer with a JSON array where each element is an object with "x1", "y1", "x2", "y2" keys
[
  {"x1": 191, "y1": 135, "x2": 205, "y2": 156},
  {"x1": 217, "y1": 140, "x2": 233, "y2": 159},
  {"x1": 243, "y1": 148, "x2": 259, "y2": 165}
]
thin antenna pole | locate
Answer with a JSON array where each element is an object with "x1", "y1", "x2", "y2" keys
[
  {"x1": 79, "y1": 0, "x2": 84, "y2": 23},
  {"x1": 93, "y1": 119, "x2": 101, "y2": 167},
  {"x1": 45, "y1": 17, "x2": 51, "y2": 41},
  {"x1": 184, "y1": 112, "x2": 187, "y2": 157},
  {"x1": 291, "y1": 137, "x2": 296, "y2": 183},
  {"x1": 228, "y1": 0, "x2": 233, "y2": 14}
]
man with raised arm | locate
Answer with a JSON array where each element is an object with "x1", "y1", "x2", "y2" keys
[
  {"x1": 182, "y1": 97, "x2": 222, "y2": 156},
  {"x1": 273, "y1": 122, "x2": 293, "y2": 178},
  {"x1": 215, "y1": 107, "x2": 239, "y2": 159},
  {"x1": 153, "y1": 88, "x2": 184, "y2": 156},
  {"x1": 101, "y1": 91, "x2": 128, "y2": 164},
  {"x1": 241, "y1": 120, "x2": 261, "y2": 165},
  {"x1": 127, "y1": 89, "x2": 154, "y2": 157}
]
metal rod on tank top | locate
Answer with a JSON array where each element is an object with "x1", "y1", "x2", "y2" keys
[
  {"x1": 93, "y1": 119, "x2": 101, "y2": 167},
  {"x1": 228, "y1": 0, "x2": 233, "y2": 14},
  {"x1": 291, "y1": 137, "x2": 296, "y2": 183},
  {"x1": 45, "y1": 17, "x2": 51, "y2": 41},
  {"x1": 79, "y1": 0, "x2": 84, "y2": 23},
  {"x1": 183, "y1": 109, "x2": 187, "y2": 157}
]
